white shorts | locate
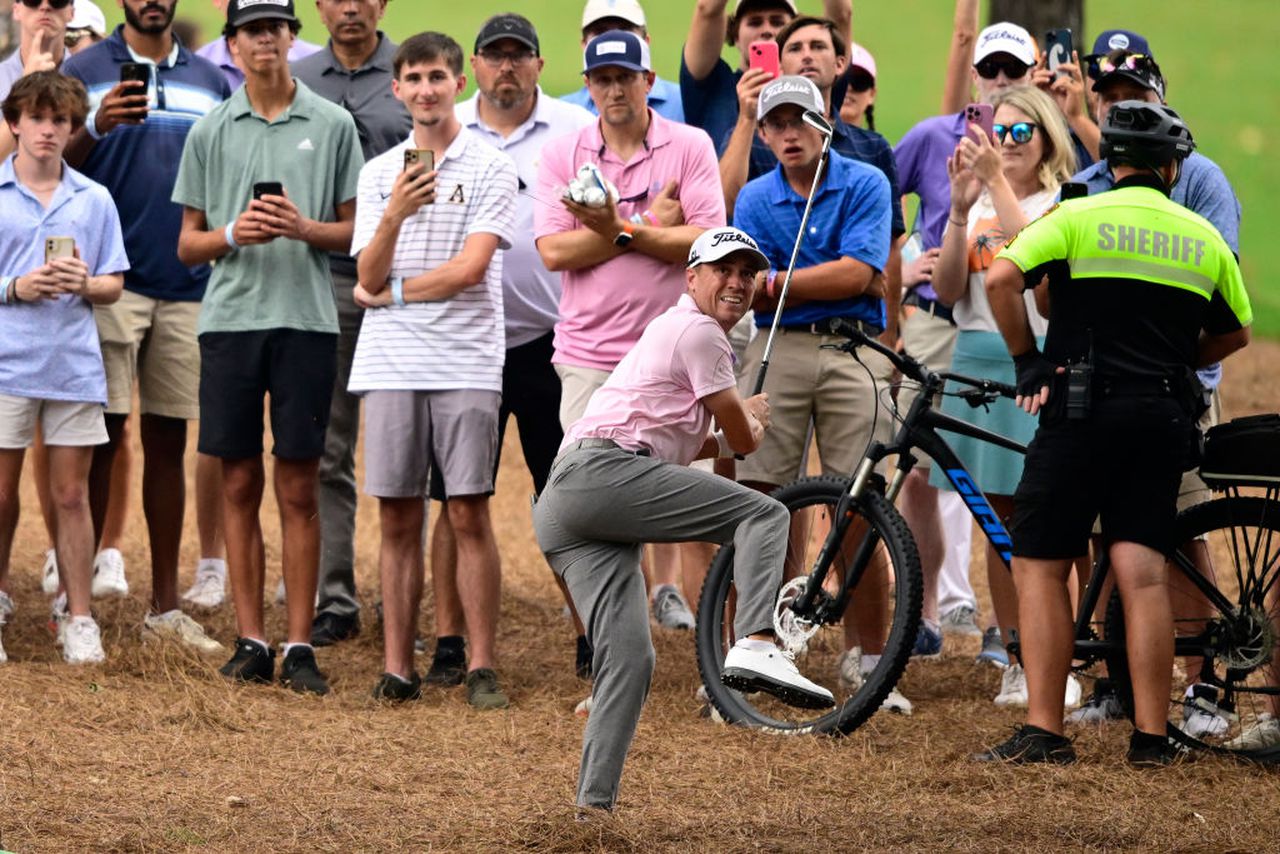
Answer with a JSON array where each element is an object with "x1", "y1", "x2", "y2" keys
[{"x1": 0, "y1": 394, "x2": 107, "y2": 448}]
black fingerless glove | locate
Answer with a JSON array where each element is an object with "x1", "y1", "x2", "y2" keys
[{"x1": 1012, "y1": 348, "x2": 1058, "y2": 398}]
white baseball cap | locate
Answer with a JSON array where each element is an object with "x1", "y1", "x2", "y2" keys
[
  {"x1": 687, "y1": 227, "x2": 770, "y2": 271},
  {"x1": 68, "y1": 1, "x2": 108, "y2": 37},
  {"x1": 973, "y1": 22, "x2": 1037, "y2": 66},
  {"x1": 582, "y1": 0, "x2": 646, "y2": 30}
]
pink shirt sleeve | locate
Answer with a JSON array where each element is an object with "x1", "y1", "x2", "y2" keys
[
  {"x1": 674, "y1": 317, "x2": 736, "y2": 400},
  {"x1": 672, "y1": 130, "x2": 728, "y2": 229},
  {"x1": 534, "y1": 131, "x2": 580, "y2": 240}
]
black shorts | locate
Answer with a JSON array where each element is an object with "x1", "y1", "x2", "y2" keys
[
  {"x1": 198, "y1": 329, "x2": 337, "y2": 460},
  {"x1": 1010, "y1": 397, "x2": 1197, "y2": 559}
]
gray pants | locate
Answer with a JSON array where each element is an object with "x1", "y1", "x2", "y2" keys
[
  {"x1": 533, "y1": 444, "x2": 789, "y2": 809},
  {"x1": 317, "y1": 269, "x2": 363, "y2": 619}
]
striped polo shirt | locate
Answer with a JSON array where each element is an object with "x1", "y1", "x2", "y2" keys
[
  {"x1": 62, "y1": 28, "x2": 230, "y2": 302},
  {"x1": 348, "y1": 128, "x2": 518, "y2": 393}
]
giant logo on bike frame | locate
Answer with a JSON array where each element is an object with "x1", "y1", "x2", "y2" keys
[{"x1": 945, "y1": 468, "x2": 1013, "y2": 564}]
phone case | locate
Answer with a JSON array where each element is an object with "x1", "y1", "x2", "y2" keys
[
  {"x1": 964, "y1": 103, "x2": 994, "y2": 141},
  {"x1": 1046, "y1": 29, "x2": 1073, "y2": 77},
  {"x1": 45, "y1": 237, "x2": 75, "y2": 263},
  {"x1": 748, "y1": 41, "x2": 780, "y2": 79}
]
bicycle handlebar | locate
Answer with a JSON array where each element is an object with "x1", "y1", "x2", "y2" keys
[{"x1": 828, "y1": 318, "x2": 1018, "y2": 400}]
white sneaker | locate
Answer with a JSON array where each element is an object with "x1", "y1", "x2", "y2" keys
[
  {"x1": 939, "y1": 604, "x2": 982, "y2": 637},
  {"x1": 1065, "y1": 674, "x2": 1083, "y2": 710},
  {"x1": 880, "y1": 686, "x2": 914, "y2": 715},
  {"x1": 574, "y1": 695, "x2": 593, "y2": 717},
  {"x1": 1182, "y1": 683, "x2": 1233, "y2": 739},
  {"x1": 90, "y1": 548, "x2": 128, "y2": 598},
  {"x1": 994, "y1": 663, "x2": 1029, "y2": 706},
  {"x1": 63, "y1": 615, "x2": 105, "y2": 664},
  {"x1": 1224, "y1": 713, "x2": 1280, "y2": 751},
  {"x1": 0, "y1": 592, "x2": 10, "y2": 664},
  {"x1": 181, "y1": 559, "x2": 227, "y2": 610},
  {"x1": 49, "y1": 592, "x2": 69, "y2": 646},
  {"x1": 722, "y1": 639, "x2": 835, "y2": 709},
  {"x1": 41, "y1": 549, "x2": 59, "y2": 595},
  {"x1": 651, "y1": 584, "x2": 695, "y2": 630},
  {"x1": 142, "y1": 609, "x2": 224, "y2": 655},
  {"x1": 836, "y1": 646, "x2": 863, "y2": 692}
]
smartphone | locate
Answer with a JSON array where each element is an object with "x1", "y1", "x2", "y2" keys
[
  {"x1": 1045, "y1": 29, "x2": 1073, "y2": 79},
  {"x1": 964, "y1": 103, "x2": 994, "y2": 143},
  {"x1": 45, "y1": 236, "x2": 75, "y2": 263},
  {"x1": 748, "y1": 40, "x2": 780, "y2": 79},
  {"x1": 252, "y1": 181, "x2": 283, "y2": 201},
  {"x1": 403, "y1": 148, "x2": 433, "y2": 173},
  {"x1": 120, "y1": 61, "x2": 150, "y2": 94},
  {"x1": 1060, "y1": 181, "x2": 1088, "y2": 201}
]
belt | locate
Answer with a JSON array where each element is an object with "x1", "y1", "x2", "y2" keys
[
  {"x1": 553, "y1": 437, "x2": 652, "y2": 469},
  {"x1": 779, "y1": 317, "x2": 883, "y2": 337},
  {"x1": 903, "y1": 291, "x2": 955, "y2": 324},
  {"x1": 1096, "y1": 375, "x2": 1178, "y2": 398}
]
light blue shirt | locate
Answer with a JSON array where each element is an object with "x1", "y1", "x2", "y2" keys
[
  {"x1": 456, "y1": 88, "x2": 595, "y2": 349},
  {"x1": 0, "y1": 155, "x2": 130, "y2": 404},
  {"x1": 561, "y1": 75, "x2": 684, "y2": 123},
  {"x1": 0, "y1": 50, "x2": 24, "y2": 99}
]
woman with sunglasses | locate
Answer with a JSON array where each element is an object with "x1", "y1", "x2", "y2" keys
[{"x1": 930, "y1": 85, "x2": 1077, "y2": 708}]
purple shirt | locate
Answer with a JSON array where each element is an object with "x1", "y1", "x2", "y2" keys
[
  {"x1": 893, "y1": 112, "x2": 966, "y2": 301},
  {"x1": 564, "y1": 294, "x2": 736, "y2": 465},
  {"x1": 195, "y1": 36, "x2": 322, "y2": 90}
]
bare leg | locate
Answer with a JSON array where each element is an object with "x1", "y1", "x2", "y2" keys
[
  {"x1": 0, "y1": 449, "x2": 24, "y2": 592},
  {"x1": 429, "y1": 506, "x2": 465, "y2": 638},
  {"x1": 275, "y1": 457, "x2": 321, "y2": 645},
  {"x1": 1014, "y1": 556, "x2": 1075, "y2": 735},
  {"x1": 380, "y1": 497, "x2": 425, "y2": 678},
  {"x1": 447, "y1": 495, "x2": 501, "y2": 671},
  {"x1": 987, "y1": 495, "x2": 1021, "y2": 647},
  {"x1": 99, "y1": 415, "x2": 133, "y2": 551},
  {"x1": 87, "y1": 413, "x2": 126, "y2": 547},
  {"x1": 899, "y1": 469, "x2": 944, "y2": 623},
  {"x1": 222, "y1": 457, "x2": 266, "y2": 640},
  {"x1": 196, "y1": 452, "x2": 225, "y2": 560},
  {"x1": 32, "y1": 433, "x2": 55, "y2": 547},
  {"x1": 47, "y1": 446, "x2": 96, "y2": 618},
  {"x1": 140, "y1": 414, "x2": 186, "y2": 613},
  {"x1": 1111, "y1": 541, "x2": 1175, "y2": 735},
  {"x1": 680, "y1": 541, "x2": 716, "y2": 611},
  {"x1": 650, "y1": 541, "x2": 683, "y2": 592}
]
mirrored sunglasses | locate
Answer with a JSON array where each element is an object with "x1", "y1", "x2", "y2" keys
[{"x1": 992, "y1": 121, "x2": 1038, "y2": 145}]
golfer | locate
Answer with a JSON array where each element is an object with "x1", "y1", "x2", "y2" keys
[{"x1": 534, "y1": 226, "x2": 833, "y2": 813}]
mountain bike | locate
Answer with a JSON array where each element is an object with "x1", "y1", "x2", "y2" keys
[{"x1": 695, "y1": 322, "x2": 1280, "y2": 760}]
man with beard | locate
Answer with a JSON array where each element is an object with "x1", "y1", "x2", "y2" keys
[
  {"x1": 289, "y1": 0, "x2": 411, "y2": 646},
  {"x1": 60, "y1": 0, "x2": 230, "y2": 653}
]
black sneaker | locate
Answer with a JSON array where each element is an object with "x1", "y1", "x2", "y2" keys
[
  {"x1": 310, "y1": 611, "x2": 360, "y2": 647},
  {"x1": 279, "y1": 645, "x2": 330, "y2": 695},
  {"x1": 575, "y1": 635, "x2": 593, "y2": 680},
  {"x1": 372, "y1": 671, "x2": 423, "y2": 702},
  {"x1": 465, "y1": 667, "x2": 510, "y2": 710},
  {"x1": 972, "y1": 725, "x2": 1077, "y2": 764},
  {"x1": 1127, "y1": 730, "x2": 1189, "y2": 767},
  {"x1": 425, "y1": 644, "x2": 467, "y2": 686},
  {"x1": 219, "y1": 637, "x2": 275, "y2": 684}
]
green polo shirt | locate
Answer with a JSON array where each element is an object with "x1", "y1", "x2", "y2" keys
[{"x1": 172, "y1": 79, "x2": 363, "y2": 335}]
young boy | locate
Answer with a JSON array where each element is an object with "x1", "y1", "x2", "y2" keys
[
  {"x1": 172, "y1": 0, "x2": 363, "y2": 694},
  {"x1": 0, "y1": 71, "x2": 128, "y2": 664}
]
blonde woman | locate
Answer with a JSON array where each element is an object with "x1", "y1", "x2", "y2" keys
[{"x1": 930, "y1": 85, "x2": 1076, "y2": 707}]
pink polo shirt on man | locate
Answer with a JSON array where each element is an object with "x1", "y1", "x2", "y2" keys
[
  {"x1": 534, "y1": 110, "x2": 726, "y2": 372},
  {"x1": 564, "y1": 295, "x2": 737, "y2": 465}
]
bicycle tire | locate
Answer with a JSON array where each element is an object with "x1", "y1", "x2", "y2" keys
[
  {"x1": 1104, "y1": 495, "x2": 1280, "y2": 759},
  {"x1": 695, "y1": 475, "x2": 922, "y2": 735}
]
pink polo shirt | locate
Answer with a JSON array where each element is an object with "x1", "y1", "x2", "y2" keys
[
  {"x1": 564, "y1": 295, "x2": 737, "y2": 466},
  {"x1": 534, "y1": 111, "x2": 726, "y2": 371}
]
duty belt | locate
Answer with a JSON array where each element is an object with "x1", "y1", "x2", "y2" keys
[
  {"x1": 779, "y1": 316, "x2": 883, "y2": 337},
  {"x1": 1095, "y1": 375, "x2": 1178, "y2": 398},
  {"x1": 903, "y1": 291, "x2": 955, "y2": 324}
]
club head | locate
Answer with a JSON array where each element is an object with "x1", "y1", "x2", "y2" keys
[{"x1": 802, "y1": 109, "x2": 834, "y2": 137}]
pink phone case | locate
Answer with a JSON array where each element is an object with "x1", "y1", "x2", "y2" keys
[
  {"x1": 749, "y1": 41, "x2": 780, "y2": 79},
  {"x1": 965, "y1": 103, "x2": 994, "y2": 142}
]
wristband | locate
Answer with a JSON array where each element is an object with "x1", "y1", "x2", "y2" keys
[
  {"x1": 765, "y1": 270, "x2": 778, "y2": 300},
  {"x1": 390, "y1": 276, "x2": 406, "y2": 306},
  {"x1": 224, "y1": 222, "x2": 239, "y2": 251},
  {"x1": 713, "y1": 430, "x2": 734, "y2": 459},
  {"x1": 948, "y1": 215, "x2": 967, "y2": 228},
  {"x1": 641, "y1": 209, "x2": 661, "y2": 227},
  {"x1": 84, "y1": 108, "x2": 106, "y2": 141}
]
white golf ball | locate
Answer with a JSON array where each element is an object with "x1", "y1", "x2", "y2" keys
[{"x1": 583, "y1": 187, "x2": 607, "y2": 207}]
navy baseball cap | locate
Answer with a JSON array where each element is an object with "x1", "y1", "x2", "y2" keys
[
  {"x1": 1085, "y1": 29, "x2": 1153, "y2": 77},
  {"x1": 583, "y1": 30, "x2": 651, "y2": 73}
]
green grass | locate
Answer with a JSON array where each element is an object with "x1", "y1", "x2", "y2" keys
[{"x1": 106, "y1": 0, "x2": 1280, "y2": 335}]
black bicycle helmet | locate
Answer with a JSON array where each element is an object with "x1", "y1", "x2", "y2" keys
[{"x1": 1099, "y1": 100, "x2": 1196, "y2": 166}]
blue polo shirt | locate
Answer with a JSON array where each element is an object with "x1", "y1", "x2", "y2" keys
[
  {"x1": 0, "y1": 156, "x2": 130, "y2": 404},
  {"x1": 561, "y1": 74, "x2": 685, "y2": 123},
  {"x1": 679, "y1": 54, "x2": 739, "y2": 150},
  {"x1": 733, "y1": 151, "x2": 891, "y2": 329},
  {"x1": 724, "y1": 116, "x2": 905, "y2": 237},
  {"x1": 63, "y1": 28, "x2": 230, "y2": 302}
]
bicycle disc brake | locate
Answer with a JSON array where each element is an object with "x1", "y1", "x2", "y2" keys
[{"x1": 773, "y1": 576, "x2": 822, "y2": 655}]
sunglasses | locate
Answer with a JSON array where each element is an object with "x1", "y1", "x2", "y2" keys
[
  {"x1": 992, "y1": 121, "x2": 1038, "y2": 145},
  {"x1": 848, "y1": 70, "x2": 875, "y2": 93},
  {"x1": 974, "y1": 57, "x2": 1029, "y2": 80},
  {"x1": 1084, "y1": 51, "x2": 1160, "y2": 81},
  {"x1": 19, "y1": 0, "x2": 72, "y2": 7},
  {"x1": 477, "y1": 48, "x2": 537, "y2": 68}
]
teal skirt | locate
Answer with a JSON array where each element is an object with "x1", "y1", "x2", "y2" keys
[{"x1": 928, "y1": 330, "x2": 1044, "y2": 497}]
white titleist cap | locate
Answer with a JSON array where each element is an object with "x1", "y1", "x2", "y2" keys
[{"x1": 687, "y1": 227, "x2": 770, "y2": 270}]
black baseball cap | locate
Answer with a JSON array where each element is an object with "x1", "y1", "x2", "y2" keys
[
  {"x1": 475, "y1": 14, "x2": 540, "y2": 55},
  {"x1": 226, "y1": 0, "x2": 299, "y2": 30}
]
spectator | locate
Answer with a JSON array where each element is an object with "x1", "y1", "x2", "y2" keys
[
  {"x1": 680, "y1": 0, "x2": 850, "y2": 149},
  {"x1": 1, "y1": 0, "x2": 76, "y2": 159},
  {"x1": 836, "y1": 42, "x2": 875, "y2": 129},
  {"x1": 172, "y1": 0, "x2": 363, "y2": 695},
  {"x1": 292, "y1": 0, "x2": 411, "y2": 646},
  {"x1": 429, "y1": 14, "x2": 595, "y2": 682},
  {"x1": 730, "y1": 75, "x2": 905, "y2": 712},
  {"x1": 928, "y1": 85, "x2": 1079, "y2": 709},
  {"x1": 560, "y1": 0, "x2": 683, "y2": 123},
  {"x1": 348, "y1": 31, "x2": 517, "y2": 708},
  {"x1": 60, "y1": 0, "x2": 229, "y2": 654},
  {"x1": 195, "y1": 0, "x2": 321, "y2": 89},
  {"x1": 0, "y1": 71, "x2": 128, "y2": 664},
  {"x1": 64, "y1": 0, "x2": 106, "y2": 55},
  {"x1": 534, "y1": 29, "x2": 725, "y2": 634},
  {"x1": 534, "y1": 226, "x2": 830, "y2": 813}
]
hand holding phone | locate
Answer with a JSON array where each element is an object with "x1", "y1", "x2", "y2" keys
[
  {"x1": 1045, "y1": 29, "x2": 1073, "y2": 79},
  {"x1": 45, "y1": 236, "x2": 75, "y2": 263},
  {"x1": 252, "y1": 181, "x2": 284, "y2": 202},
  {"x1": 964, "y1": 103, "x2": 994, "y2": 143},
  {"x1": 748, "y1": 40, "x2": 780, "y2": 80}
]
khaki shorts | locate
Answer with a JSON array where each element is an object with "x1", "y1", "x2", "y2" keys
[
  {"x1": 554, "y1": 363, "x2": 612, "y2": 431},
  {"x1": 895, "y1": 309, "x2": 958, "y2": 470},
  {"x1": 736, "y1": 328, "x2": 895, "y2": 486},
  {"x1": 1177, "y1": 386, "x2": 1223, "y2": 513},
  {"x1": 95, "y1": 290, "x2": 200, "y2": 419},
  {"x1": 0, "y1": 394, "x2": 107, "y2": 448}
]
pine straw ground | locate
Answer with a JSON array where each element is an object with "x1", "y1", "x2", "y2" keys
[{"x1": 3, "y1": 343, "x2": 1280, "y2": 852}]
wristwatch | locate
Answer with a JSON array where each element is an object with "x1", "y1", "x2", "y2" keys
[{"x1": 613, "y1": 222, "x2": 636, "y2": 247}]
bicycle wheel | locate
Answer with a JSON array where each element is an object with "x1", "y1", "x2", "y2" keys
[
  {"x1": 1105, "y1": 495, "x2": 1280, "y2": 759},
  {"x1": 695, "y1": 475, "x2": 922, "y2": 735}
]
